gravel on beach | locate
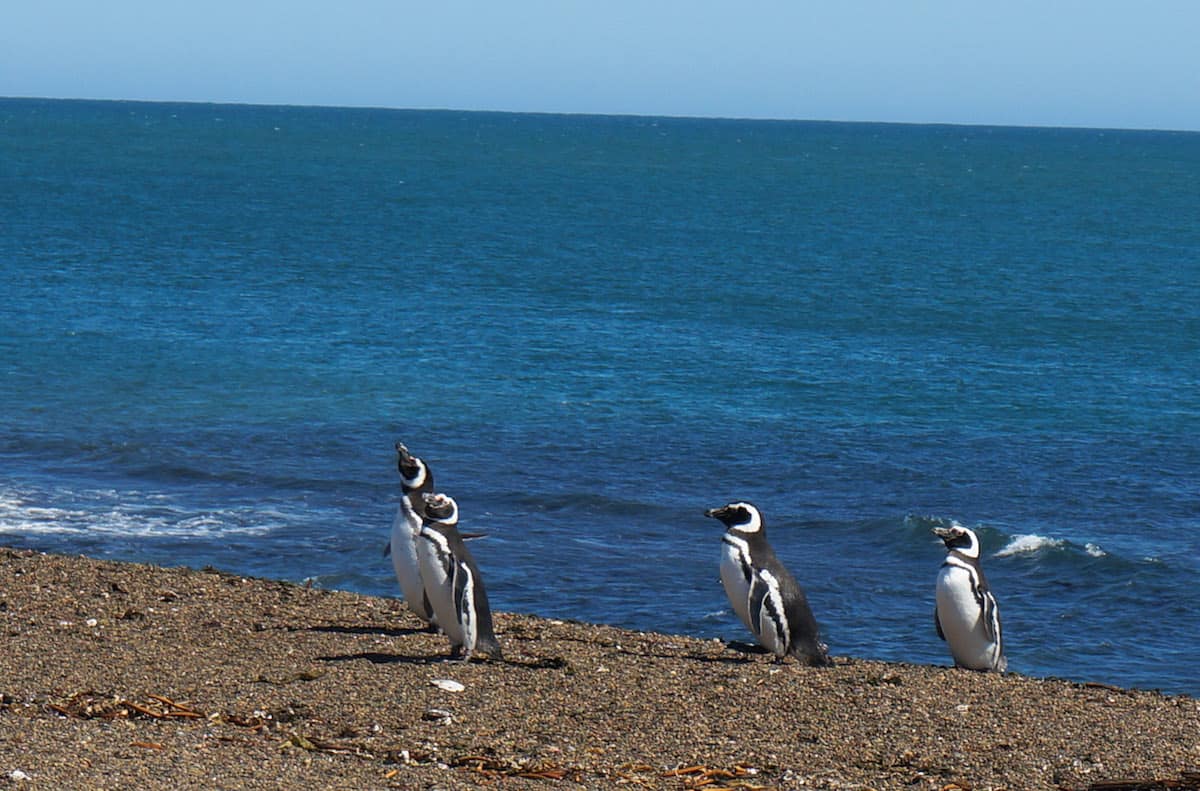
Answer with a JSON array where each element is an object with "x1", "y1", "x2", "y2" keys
[{"x1": 0, "y1": 548, "x2": 1197, "y2": 790}]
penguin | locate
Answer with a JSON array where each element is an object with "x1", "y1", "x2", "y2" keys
[
  {"x1": 386, "y1": 442, "x2": 437, "y2": 627},
  {"x1": 417, "y1": 492, "x2": 502, "y2": 660},
  {"x1": 933, "y1": 523, "x2": 1006, "y2": 672},
  {"x1": 704, "y1": 502, "x2": 831, "y2": 666}
]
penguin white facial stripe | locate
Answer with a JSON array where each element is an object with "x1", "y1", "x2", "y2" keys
[
  {"x1": 422, "y1": 494, "x2": 459, "y2": 525},
  {"x1": 401, "y1": 461, "x2": 428, "y2": 489},
  {"x1": 728, "y1": 504, "x2": 763, "y2": 534},
  {"x1": 945, "y1": 527, "x2": 981, "y2": 559}
]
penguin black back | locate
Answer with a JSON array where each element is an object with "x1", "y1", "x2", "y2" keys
[
  {"x1": 706, "y1": 502, "x2": 832, "y2": 667},
  {"x1": 420, "y1": 493, "x2": 502, "y2": 660}
]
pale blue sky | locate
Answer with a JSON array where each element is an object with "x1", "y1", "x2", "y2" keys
[{"x1": 4, "y1": 1, "x2": 1198, "y2": 130}]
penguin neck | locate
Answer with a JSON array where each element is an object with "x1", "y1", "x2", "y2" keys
[
  {"x1": 401, "y1": 470, "x2": 433, "y2": 520},
  {"x1": 943, "y1": 550, "x2": 979, "y2": 569},
  {"x1": 425, "y1": 519, "x2": 459, "y2": 537},
  {"x1": 401, "y1": 466, "x2": 429, "y2": 492},
  {"x1": 726, "y1": 527, "x2": 765, "y2": 547}
]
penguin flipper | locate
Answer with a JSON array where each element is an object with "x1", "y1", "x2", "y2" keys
[
  {"x1": 747, "y1": 574, "x2": 766, "y2": 639},
  {"x1": 934, "y1": 605, "x2": 945, "y2": 641},
  {"x1": 451, "y1": 560, "x2": 478, "y2": 654},
  {"x1": 980, "y1": 591, "x2": 1001, "y2": 645},
  {"x1": 748, "y1": 570, "x2": 789, "y2": 657}
]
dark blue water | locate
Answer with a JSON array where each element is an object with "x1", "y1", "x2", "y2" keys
[{"x1": 2, "y1": 98, "x2": 1198, "y2": 693}]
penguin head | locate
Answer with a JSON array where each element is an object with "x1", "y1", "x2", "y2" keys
[
  {"x1": 932, "y1": 524, "x2": 980, "y2": 560},
  {"x1": 395, "y1": 442, "x2": 429, "y2": 489},
  {"x1": 422, "y1": 492, "x2": 459, "y2": 526},
  {"x1": 704, "y1": 502, "x2": 764, "y2": 534}
]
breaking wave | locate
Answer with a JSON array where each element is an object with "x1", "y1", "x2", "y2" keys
[
  {"x1": 995, "y1": 534, "x2": 1065, "y2": 557},
  {"x1": 906, "y1": 514, "x2": 1111, "y2": 561},
  {"x1": 0, "y1": 485, "x2": 282, "y2": 539}
]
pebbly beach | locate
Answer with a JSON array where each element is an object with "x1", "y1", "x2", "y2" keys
[{"x1": 0, "y1": 548, "x2": 1197, "y2": 790}]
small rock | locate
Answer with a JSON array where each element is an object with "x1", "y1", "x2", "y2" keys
[
  {"x1": 422, "y1": 707, "x2": 453, "y2": 725},
  {"x1": 430, "y1": 679, "x2": 465, "y2": 693},
  {"x1": 9, "y1": 769, "x2": 30, "y2": 782}
]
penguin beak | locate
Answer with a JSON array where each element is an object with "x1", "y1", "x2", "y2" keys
[
  {"x1": 704, "y1": 507, "x2": 723, "y2": 519},
  {"x1": 931, "y1": 526, "x2": 955, "y2": 545}
]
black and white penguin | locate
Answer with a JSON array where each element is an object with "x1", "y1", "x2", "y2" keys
[
  {"x1": 417, "y1": 492, "x2": 502, "y2": 660},
  {"x1": 704, "y1": 502, "x2": 831, "y2": 666},
  {"x1": 386, "y1": 442, "x2": 437, "y2": 626},
  {"x1": 933, "y1": 523, "x2": 1006, "y2": 672}
]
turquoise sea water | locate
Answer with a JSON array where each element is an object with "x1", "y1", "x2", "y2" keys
[{"x1": 2, "y1": 98, "x2": 1198, "y2": 693}]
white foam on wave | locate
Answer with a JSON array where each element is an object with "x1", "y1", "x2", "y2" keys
[
  {"x1": 994, "y1": 534, "x2": 1064, "y2": 557},
  {"x1": 0, "y1": 486, "x2": 277, "y2": 539},
  {"x1": 994, "y1": 533, "x2": 1110, "y2": 559}
]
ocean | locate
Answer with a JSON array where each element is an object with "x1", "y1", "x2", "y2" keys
[{"x1": 2, "y1": 98, "x2": 1197, "y2": 694}]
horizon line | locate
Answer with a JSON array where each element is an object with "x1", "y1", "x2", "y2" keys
[{"x1": 3, "y1": 94, "x2": 1198, "y2": 135}]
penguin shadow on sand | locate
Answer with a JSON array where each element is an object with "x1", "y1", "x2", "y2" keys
[
  {"x1": 316, "y1": 648, "x2": 446, "y2": 666},
  {"x1": 309, "y1": 621, "x2": 442, "y2": 665},
  {"x1": 314, "y1": 632, "x2": 569, "y2": 670},
  {"x1": 308, "y1": 623, "x2": 430, "y2": 639}
]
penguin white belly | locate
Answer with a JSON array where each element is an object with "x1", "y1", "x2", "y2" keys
[
  {"x1": 936, "y1": 565, "x2": 1000, "y2": 671},
  {"x1": 417, "y1": 529, "x2": 465, "y2": 648},
  {"x1": 719, "y1": 538, "x2": 754, "y2": 634},
  {"x1": 390, "y1": 504, "x2": 430, "y2": 619}
]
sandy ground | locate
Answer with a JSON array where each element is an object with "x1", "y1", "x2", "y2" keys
[{"x1": 0, "y1": 547, "x2": 1197, "y2": 790}]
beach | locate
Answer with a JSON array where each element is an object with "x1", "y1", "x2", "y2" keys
[{"x1": 0, "y1": 548, "x2": 1196, "y2": 790}]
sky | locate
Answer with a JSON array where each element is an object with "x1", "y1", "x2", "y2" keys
[{"x1": 3, "y1": 1, "x2": 1199, "y2": 131}]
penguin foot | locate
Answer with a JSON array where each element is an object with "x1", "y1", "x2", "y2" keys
[
  {"x1": 725, "y1": 640, "x2": 770, "y2": 655},
  {"x1": 468, "y1": 647, "x2": 503, "y2": 662}
]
